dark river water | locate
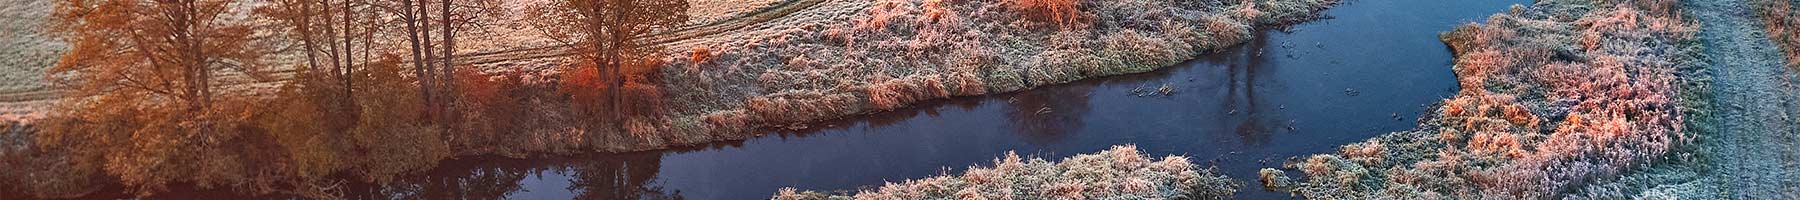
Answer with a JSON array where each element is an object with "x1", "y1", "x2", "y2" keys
[{"x1": 135, "y1": 0, "x2": 1528, "y2": 199}]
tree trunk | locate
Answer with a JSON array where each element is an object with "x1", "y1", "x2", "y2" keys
[
  {"x1": 440, "y1": 0, "x2": 458, "y2": 125},
  {"x1": 298, "y1": 0, "x2": 322, "y2": 77},
  {"x1": 419, "y1": 0, "x2": 439, "y2": 118},
  {"x1": 342, "y1": 0, "x2": 355, "y2": 99},
  {"x1": 401, "y1": 0, "x2": 434, "y2": 121}
]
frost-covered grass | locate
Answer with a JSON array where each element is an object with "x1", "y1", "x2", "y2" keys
[
  {"x1": 689, "y1": 0, "x2": 786, "y2": 26},
  {"x1": 622, "y1": 0, "x2": 1337, "y2": 152},
  {"x1": 771, "y1": 145, "x2": 1240, "y2": 200},
  {"x1": 0, "y1": 1, "x2": 65, "y2": 124},
  {"x1": 1756, "y1": 0, "x2": 1800, "y2": 71},
  {"x1": 1259, "y1": 0, "x2": 1708, "y2": 198},
  {"x1": 0, "y1": 0, "x2": 64, "y2": 95},
  {"x1": 1, "y1": 0, "x2": 1338, "y2": 153}
]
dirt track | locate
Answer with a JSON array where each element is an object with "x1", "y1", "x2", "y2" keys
[
  {"x1": 1674, "y1": 0, "x2": 1800, "y2": 197},
  {"x1": 455, "y1": 0, "x2": 830, "y2": 66}
]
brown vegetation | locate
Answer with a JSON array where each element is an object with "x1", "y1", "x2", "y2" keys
[
  {"x1": 772, "y1": 145, "x2": 1240, "y2": 199},
  {"x1": 527, "y1": 0, "x2": 687, "y2": 134},
  {"x1": 1757, "y1": 0, "x2": 1800, "y2": 70},
  {"x1": 38, "y1": 0, "x2": 276, "y2": 195},
  {"x1": 10, "y1": 0, "x2": 573, "y2": 198},
  {"x1": 1259, "y1": 0, "x2": 1704, "y2": 198},
  {"x1": 1010, "y1": 0, "x2": 1084, "y2": 28}
]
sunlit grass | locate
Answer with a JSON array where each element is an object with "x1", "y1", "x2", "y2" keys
[
  {"x1": 773, "y1": 145, "x2": 1239, "y2": 200},
  {"x1": 1260, "y1": 0, "x2": 1703, "y2": 198}
]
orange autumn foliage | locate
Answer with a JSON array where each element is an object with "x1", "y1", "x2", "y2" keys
[
  {"x1": 1010, "y1": 0, "x2": 1083, "y2": 28},
  {"x1": 39, "y1": 0, "x2": 277, "y2": 195}
]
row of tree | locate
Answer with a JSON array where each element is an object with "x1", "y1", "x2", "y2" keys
[{"x1": 15, "y1": 0, "x2": 688, "y2": 198}]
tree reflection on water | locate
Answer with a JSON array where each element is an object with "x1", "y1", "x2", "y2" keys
[{"x1": 342, "y1": 152, "x2": 678, "y2": 200}]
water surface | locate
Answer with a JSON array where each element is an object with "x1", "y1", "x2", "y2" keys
[{"x1": 195, "y1": 0, "x2": 1529, "y2": 199}]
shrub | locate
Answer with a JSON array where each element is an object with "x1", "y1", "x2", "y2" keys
[
  {"x1": 690, "y1": 47, "x2": 712, "y2": 64},
  {"x1": 0, "y1": 122, "x2": 96, "y2": 199},
  {"x1": 451, "y1": 68, "x2": 529, "y2": 153},
  {"x1": 1010, "y1": 0, "x2": 1083, "y2": 28},
  {"x1": 559, "y1": 64, "x2": 610, "y2": 118}
]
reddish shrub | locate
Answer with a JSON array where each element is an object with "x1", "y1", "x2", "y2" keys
[
  {"x1": 559, "y1": 65, "x2": 609, "y2": 117},
  {"x1": 452, "y1": 68, "x2": 528, "y2": 152},
  {"x1": 1010, "y1": 0, "x2": 1083, "y2": 28},
  {"x1": 689, "y1": 47, "x2": 712, "y2": 65},
  {"x1": 1340, "y1": 140, "x2": 1385, "y2": 165},
  {"x1": 1231, "y1": 0, "x2": 1265, "y2": 22},
  {"x1": 1759, "y1": 0, "x2": 1800, "y2": 70}
]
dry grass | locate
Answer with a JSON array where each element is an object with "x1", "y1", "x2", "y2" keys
[
  {"x1": 0, "y1": 0, "x2": 64, "y2": 103},
  {"x1": 637, "y1": 0, "x2": 1338, "y2": 153},
  {"x1": 1009, "y1": 0, "x2": 1083, "y2": 28},
  {"x1": 1758, "y1": 0, "x2": 1800, "y2": 70},
  {"x1": 687, "y1": 0, "x2": 786, "y2": 25},
  {"x1": 1258, "y1": 0, "x2": 1703, "y2": 198},
  {"x1": 772, "y1": 145, "x2": 1240, "y2": 200}
]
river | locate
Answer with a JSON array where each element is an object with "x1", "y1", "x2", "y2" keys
[{"x1": 147, "y1": 0, "x2": 1529, "y2": 199}]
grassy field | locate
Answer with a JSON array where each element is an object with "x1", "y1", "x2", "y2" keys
[
  {"x1": 0, "y1": 0, "x2": 62, "y2": 123},
  {"x1": 0, "y1": 0, "x2": 58, "y2": 94},
  {"x1": 690, "y1": 0, "x2": 786, "y2": 25}
]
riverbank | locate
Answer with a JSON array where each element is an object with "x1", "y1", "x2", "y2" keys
[
  {"x1": 771, "y1": 145, "x2": 1241, "y2": 199},
  {"x1": 1259, "y1": 0, "x2": 1713, "y2": 198},
  {"x1": 0, "y1": 0, "x2": 1340, "y2": 198},
  {"x1": 439, "y1": 0, "x2": 1341, "y2": 154},
  {"x1": 616, "y1": 0, "x2": 1331, "y2": 153}
]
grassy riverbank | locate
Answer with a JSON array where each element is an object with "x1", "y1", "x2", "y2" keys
[
  {"x1": 1257, "y1": 0, "x2": 1712, "y2": 198},
  {"x1": 0, "y1": 0, "x2": 1338, "y2": 198},
  {"x1": 771, "y1": 145, "x2": 1240, "y2": 199}
]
